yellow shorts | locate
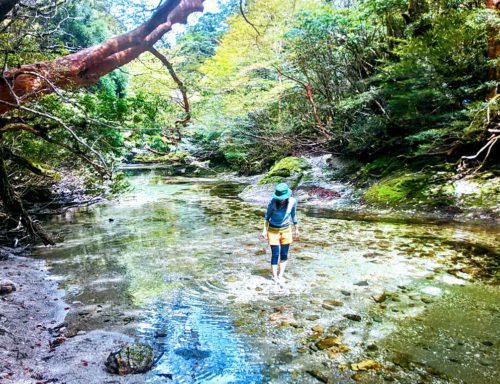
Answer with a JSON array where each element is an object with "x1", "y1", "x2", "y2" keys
[{"x1": 267, "y1": 226, "x2": 293, "y2": 246}]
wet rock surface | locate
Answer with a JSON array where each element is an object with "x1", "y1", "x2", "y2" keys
[
  {"x1": 0, "y1": 253, "x2": 144, "y2": 383},
  {"x1": 105, "y1": 343, "x2": 154, "y2": 375},
  {"x1": 0, "y1": 278, "x2": 16, "y2": 294}
]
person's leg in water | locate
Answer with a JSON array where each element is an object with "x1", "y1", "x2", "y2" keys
[
  {"x1": 270, "y1": 245, "x2": 280, "y2": 281},
  {"x1": 278, "y1": 244, "x2": 290, "y2": 280}
]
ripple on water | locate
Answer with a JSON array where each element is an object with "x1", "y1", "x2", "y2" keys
[
  {"x1": 139, "y1": 293, "x2": 263, "y2": 384},
  {"x1": 33, "y1": 175, "x2": 500, "y2": 383}
]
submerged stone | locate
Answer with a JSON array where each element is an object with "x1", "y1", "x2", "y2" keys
[
  {"x1": 354, "y1": 280, "x2": 369, "y2": 287},
  {"x1": 306, "y1": 369, "x2": 328, "y2": 383},
  {"x1": 323, "y1": 300, "x2": 344, "y2": 307},
  {"x1": 311, "y1": 325, "x2": 324, "y2": 333},
  {"x1": 478, "y1": 358, "x2": 493, "y2": 366},
  {"x1": 105, "y1": 343, "x2": 154, "y2": 375},
  {"x1": 344, "y1": 314, "x2": 362, "y2": 321},
  {"x1": 372, "y1": 292, "x2": 387, "y2": 303},
  {"x1": 351, "y1": 360, "x2": 382, "y2": 371},
  {"x1": 315, "y1": 336, "x2": 342, "y2": 350},
  {"x1": 421, "y1": 296, "x2": 434, "y2": 304},
  {"x1": 390, "y1": 351, "x2": 413, "y2": 369}
]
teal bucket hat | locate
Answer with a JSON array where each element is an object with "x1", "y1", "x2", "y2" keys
[{"x1": 272, "y1": 183, "x2": 292, "y2": 201}]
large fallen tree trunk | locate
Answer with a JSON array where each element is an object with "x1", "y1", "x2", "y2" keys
[{"x1": 0, "y1": 0, "x2": 204, "y2": 114}]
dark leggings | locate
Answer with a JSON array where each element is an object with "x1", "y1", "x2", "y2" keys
[{"x1": 271, "y1": 244, "x2": 290, "y2": 266}]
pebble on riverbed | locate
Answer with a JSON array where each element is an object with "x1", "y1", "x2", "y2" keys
[{"x1": 344, "y1": 314, "x2": 362, "y2": 321}]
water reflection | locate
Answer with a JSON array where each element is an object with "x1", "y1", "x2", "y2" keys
[{"x1": 33, "y1": 169, "x2": 499, "y2": 383}]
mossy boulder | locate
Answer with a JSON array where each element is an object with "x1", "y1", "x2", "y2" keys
[
  {"x1": 364, "y1": 170, "x2": 499, "y2": 211},
  {"x1": 258, "y1": 157, "x2": 310, "y2": 188},
  {"x1": 105, "y1": 343, "x2": 154, "y2": 375},
  {"x1": 453, "y1": 175, "x2": 500, "y2": 210},
  {"x1": 363, "y1": 172, "x2": 455, "y2": 207},
  {"x1": 133, "y1": 152, "x2": 189, "y2": 164}
]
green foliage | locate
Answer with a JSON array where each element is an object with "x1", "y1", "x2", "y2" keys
[{"x1": 1, "y1": 0, "x2": 496, "y2": 202}]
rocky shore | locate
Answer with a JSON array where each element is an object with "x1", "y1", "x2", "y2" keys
[
  {"x1": 235, "y1": 155, "x2": 499, "y2": 226},
  {"x1": 0, "y1": 247, "x2": 145, "y2": 384}
]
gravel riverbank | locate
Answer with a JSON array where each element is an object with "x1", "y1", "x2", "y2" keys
[{"x1": 0, "y1": 248, "x2": 142, "y2": 384}]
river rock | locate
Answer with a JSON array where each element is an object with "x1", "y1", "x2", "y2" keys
[
  {"x1": 421, "y1": 296, "x2": 434, "y2": 304},
  {"x1": 390, "y1": 351, "x2": 412, "y2": 369},
  {"x1": 0, "y1": 247, "x2": 11, "y2": 260},
  {"x1": 351, "y1": 360, "x2": 382, "y2": 371},
  {"x1": 306, "y1": 369, "x2": 328, "y2": 383},
  {"x1": 315, "y1": 336, "x2": 341, "y2": 350},
  {"x1": 311, "y1": 325, "x2": 324, "y2": 333},
  {"x1": 371, "y1": 292, "x2": 387, "y2": 303},
  {"x1": 105, "y1": 343, "x2": 154, "y2": 375},
  {"x1": 323, "y1": 300, "x2": 344, "y2": 307},
  {"x1": 479, "y1": 358, "x2": 493, "y2": 366},
  {"x1": 352, "y1": 372, "x2": 368, "y2": 382},
  {"x1": 354, "y1": 280, "x2": 369, "y2": 287},
  {"x1": 344, "y1": 314, "x2": 361, "y2": 321},
  {"x1": 0, "y1": 279, "x2": 16, "y2": 294}
]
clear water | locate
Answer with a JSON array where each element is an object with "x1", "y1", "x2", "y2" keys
[{"x1": 34, "y1": 169, "x2": 499, "y2": 383}]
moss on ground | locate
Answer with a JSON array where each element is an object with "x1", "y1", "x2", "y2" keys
[
  {"x1": 258, "y1": 157, "x2": 310, "y2": 187},
  {"x1": 364, "y1": 169, "x2": 499, "y2": 211},
  {"x1": 364, "y1": 172, "x2": 455, "y2": 207}
]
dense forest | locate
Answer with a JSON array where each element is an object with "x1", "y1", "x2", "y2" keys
[
  {"x1": 0, "y1": 0, "x2": 498, "y2": 244},
  {"x1": 0, "y1": 1, "x2": 499, "y2": 383}
]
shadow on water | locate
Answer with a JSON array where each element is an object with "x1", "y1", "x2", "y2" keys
[{"x1": 140, "y1": 294, "x2": 263, "y2": 383}]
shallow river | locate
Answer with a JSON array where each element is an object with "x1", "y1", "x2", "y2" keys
[{"x1": 34, "y1": 169, "x2": 499, "y2": 383}]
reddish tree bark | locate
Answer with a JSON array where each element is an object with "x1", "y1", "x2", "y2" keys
[
  {"x1": 486, "y1": 0, "x2": 500, "y2": 98},
  {"x1": 0, "y1": 0, "x2": 204, "y2": 114}
]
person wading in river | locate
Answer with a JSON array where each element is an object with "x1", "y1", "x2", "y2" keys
[{"x1": 261, "y1": 183, "x2": 299, "y2": 283}]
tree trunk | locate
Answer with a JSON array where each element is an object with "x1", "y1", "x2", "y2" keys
[
  {"x1": 305, "y1": 84, "x2": 331, "y2": 139},
  {"x1": 0, "y1": 0, "x2": 204, "y2": 114},
  {"x1": 0, "y1": 147, "x2": 55, "y2": 245},
  {"x1": 149, "y1": 47, "x2": 190, "y2": 144},
  {"x1": 486, "y1": 0, "x2": 499, "y2": 99},
  {"x1": 0, "y1": 0, "x2": 19, "y2": 22}
]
